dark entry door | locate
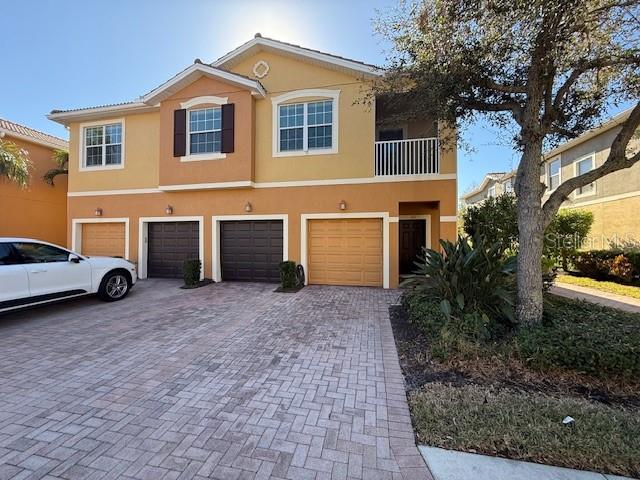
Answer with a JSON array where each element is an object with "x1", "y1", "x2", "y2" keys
[
  {"x1": 399, "y1": 220, "x2": 426, "y2": 275},
  {"x1": 220, "y1": 220, "x2": 283, "y2": 282},
  {"x1": 148, "y1": 222, "x2": 199, "y2": 278}
]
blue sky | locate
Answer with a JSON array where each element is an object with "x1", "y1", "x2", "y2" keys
[{"x1": 1, "y1": 0, "x2": 535, "y2": 193}]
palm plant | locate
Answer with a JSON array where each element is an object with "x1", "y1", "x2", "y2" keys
[
  {"x1": 43, "y1": 149, "x2": 68, "y2": 186},
  {"x1": 0, "y1": 139, "x2": 31, "y2": 188}
]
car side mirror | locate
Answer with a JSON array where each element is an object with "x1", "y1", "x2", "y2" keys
[{"x1": 69, "y1": 254, "x2": 81, "y2": 263}]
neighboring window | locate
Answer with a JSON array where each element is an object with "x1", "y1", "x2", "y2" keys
[
  {"x1": 84, "y1": 123, "x2": 122, "y2": 167},
  {"x1": 278, "y1": 99, "x2": 333, "y2": 152},
  {"x1": 548, "y1": 158, "x2": 561, "y2": 190},
  {"x1": 576, "y1": 155, "x2": 595, "y2": 196},
  {"x1": 503, "y1": 180, "x2": 513, "y2": 193},
  {"x1": 12, "y1": 243, "x2": 69, "y2": 264},
  {"x1": 487, "y1": 185, "x2": 496, "y2": 197},
  {"x1": 189, "y1": 107, "x2": 221, "y2": 154},
  {"x1": 0, "y1": 243, "x2": 20, "y2": 265}
]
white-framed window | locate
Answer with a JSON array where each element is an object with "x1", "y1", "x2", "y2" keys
[
  {"x1": 81, "y1": 121, "x2": 123, "y2": 170},
  {"x1": 188, "y1": 107, "x2": 221, "y2": 155},
  {"x1": 503, "y1": 180, "x2": 513, "y2": 193},
  {"x1": 575, "y1": 154, "x2": 596, "y2": 197},
  {"x1": 487, "y1": 185, "x2": 496, "y2": 197},
  {"x1": 547, "y1": 157, "x2": 561, "y2": 191},
  {"x1": 271, "y1": 89, "x2": 340, "y2": 157}
]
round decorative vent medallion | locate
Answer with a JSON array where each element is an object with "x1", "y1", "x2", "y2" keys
[{"x1": 252, "y1": 60, "x2": 270, "y2": 79}]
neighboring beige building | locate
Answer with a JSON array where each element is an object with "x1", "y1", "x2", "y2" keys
[
  {"x1": 462, "y1": 170, "x2": 515, "y2": 206},
  {"x1": 462, "y1": 108, "x2": 639, "y2": 249},
  {"x1": 541, "y1": 108, "x2": 640, "y2": 249}
]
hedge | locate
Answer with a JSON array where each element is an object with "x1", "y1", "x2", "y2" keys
[{"x1": 574, "y1": 249, "x2": 640, "y2": 282}]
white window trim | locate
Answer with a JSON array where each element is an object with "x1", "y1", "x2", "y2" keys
[
  {"x1": 573, "y1": 152, "x2": 597, "y2": 199},
  {"x1": 71, "y1": 218, "x2": 130, "y2": 260},
  {"x1": 180, "y1": 97, "x2": 228, "y2": 162},
  {"x1": 79, "y1": 118, "x2": 125, "y2": 172},
  {"x1": 211, "y1": 214, "x2": 289, "y2": 283},
  {"x1": 300, "y1": 212, "x2": 390, "y2": 289},
  {"x1": 137, "y1": 216, "x2": 204, "y2": 280},
  {"x1": 487, "y1": 185, "x2": 496, "y2": 197},
  {"x1": 502, "y1": 180, "x2": 513, "y2": 193},
  {"x1": 271, "y1": 89, "x2": 340, "y2": 158},
  {"x1": 547, "y1": 156, "x2": 562, "y2": 191}
]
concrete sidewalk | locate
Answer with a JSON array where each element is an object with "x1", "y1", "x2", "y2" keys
[
  {"x1": 419, "y1": 446, "x2": 636, "y2": 480},
  {"x1": 550, "y1": 282, "x2": 640, "y2": 313}
]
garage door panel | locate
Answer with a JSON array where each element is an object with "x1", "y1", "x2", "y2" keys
[
  {"x1": 221, "y1": 220, "x2": 283, "y2": 282},
  {"x1": 148, "y1": 222, "x2": 199, "y2": 278},
  {"x1": 308, "y1": 218, "x2": 383, "y2": 287},
  {"x1": 82, "y1": 223, "x2": 125, "y2": 258}
]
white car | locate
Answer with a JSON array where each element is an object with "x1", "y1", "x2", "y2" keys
[{"x1": 0, "y1": 237, "x2": 137, "y2": 313}]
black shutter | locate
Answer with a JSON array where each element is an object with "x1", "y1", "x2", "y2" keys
[
  {"x1": 221, "y1": 103, "x2": 235, "y2": 153},
  {"x1": 173, "y1": 109, "x2": 186, "y2": 157}
]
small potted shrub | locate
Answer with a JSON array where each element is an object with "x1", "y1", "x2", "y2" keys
[
  {"x1": 277, "y1": 261, "x2": 304, "y2": 292},
  {"x1": 183, "y1": 259, "x2": 201, "y2": 288}
]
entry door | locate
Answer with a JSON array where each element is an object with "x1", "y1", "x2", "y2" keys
[{"x1": 399, "y1": 220, "x2": 426, "y2": 275}]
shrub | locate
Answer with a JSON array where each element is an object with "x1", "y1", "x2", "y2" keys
[
  {"x1": 574, "y1": 249, "x2": 639, "y2": 282},
  {"x1": 610, "y1": 254, "x2": 635, "y2": 282},
  {"x1": 405, "y1": 236, "x2": 517, "y2": 327},
  {"x1": 462, "y1": 193, "x2": 518, "y2": 253},
  {"x1": 279, "y1": 261, "x2": 297, "y2": 289},
  {"x1": 183, "y1": 259, "x2": 201, "y2": 287},
  {"x1": 545, "y1": 210, "x2": 594, "y2": 271},
  {"x1": 517, "y1": 296, "x2": 640, "y2": 378}
]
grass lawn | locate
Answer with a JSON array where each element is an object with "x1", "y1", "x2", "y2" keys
[
  {"x1": 557, "y1": 274, "x2": 640, "y2": 300},
  {"x1": 391, "y1": 294, "x2": 640, "y2": 477},
  {"x1": 410, "y1": 383, "x2": 640, "y2": 477}
]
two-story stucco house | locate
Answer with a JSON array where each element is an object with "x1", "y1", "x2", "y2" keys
[
  {"x1": 0, "y1": 118, "x2": 68, "y2": 245},
  {"x1": 541, "y1": 108, "x2": 640, "y2": 249},
  {"x1": 48, "y1": 35, "x2": 457, "y2": 287},
  {"x1": 461, "y1": 171, "x2": 515, "y2": 206}
]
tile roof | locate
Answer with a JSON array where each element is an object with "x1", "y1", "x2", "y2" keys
[
  {"x1": 0, "y1": 117, "x2": 68, "y2": 150},
  {"x1": 49, "y1": 101, "x2": 139, "y2": 115}
]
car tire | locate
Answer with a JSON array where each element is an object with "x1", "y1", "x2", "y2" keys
[{"x1": 98, "y1": 270, "x2": 131, "y2": 302}]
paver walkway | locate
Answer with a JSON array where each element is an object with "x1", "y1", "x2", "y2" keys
[{"x1": 0, "y1": 280, "x2": 430, "y2": 480}]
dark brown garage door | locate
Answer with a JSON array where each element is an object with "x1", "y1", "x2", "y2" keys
[
  {"x1": 221, "y1": 220, "x2": 283, "y2": 282},
  {"x1": 148, "y1": 222, "x2": 199, "y2": 278}
]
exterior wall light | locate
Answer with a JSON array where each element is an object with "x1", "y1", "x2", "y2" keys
[
  {"x1": 94, "y1": 207, "x2": 103, "y2": 217},
  {"x1": 339, "y1": 200, "x2": 347, "y2": 211},
  {"x1": 245, "y1": 202, "x2": 253, "y2": 213},
  {"x1": 165, "y1": 205, "x2": 174, "y2": 215}
]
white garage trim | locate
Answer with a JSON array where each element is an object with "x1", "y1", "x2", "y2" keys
[
  {"x1": 71, "y1": 217, "x2": 130, "y2": 259},
  {"x1": 211, "y1": 214, "x2": 289, "y2": 282},
  {"x1": 138, "y1": 216, "x2": 204, "y2": 280},
  {"x1": 399, "y1": 214, "x2": 432, "y2": 249},
  {"x1": 300, "y1": 212, "x2": 390, "y2": 289}
]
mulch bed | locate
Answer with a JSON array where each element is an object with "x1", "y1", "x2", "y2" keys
[{"x1": 389, "y1": 304, "x2": 640, "y2": 408}]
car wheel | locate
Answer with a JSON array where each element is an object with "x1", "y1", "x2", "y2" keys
[{"x1": 98, "y1": 271, "x2": 131, "y2": 302}]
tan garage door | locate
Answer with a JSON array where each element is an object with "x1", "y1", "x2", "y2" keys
[
  {"x1": 81, "y1": 223, "x2": 125, "y2": 257},
  {"x1": 308, "y1": 218, "x2": 383, "y2": 287}
]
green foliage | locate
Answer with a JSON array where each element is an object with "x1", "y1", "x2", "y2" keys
[
  {"x1": 517, "y1": 296, "x2": 640, "y2": 378},
  {"x1": 406, "y1": 236, "x2": 517, "y2": 326},
  {"x1": 279, "y1": 261, "x2": 297, "y2": 289},
  {"x1": 183, "y1": 259, "x2": 201, "y2": 287},
  {"x1": 0, "y1": 139, "x2": 31, "y2": 188},
  {"x1": 545, "y1": 210, "x2": 594, "y2": 270},
  {"x1": 462, "y1": 194, "x2": 518, "y2": 253},
  {"x1": 574, "y1": 249, "x2": 640, "y2": 282},
  {"x1": 43, "y1": 149, "x2": 69, "y2": 186}
]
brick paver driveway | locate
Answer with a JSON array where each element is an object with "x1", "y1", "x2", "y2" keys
[{"x1": 0, "y1": 280, "x2": 431, "y2": 480}]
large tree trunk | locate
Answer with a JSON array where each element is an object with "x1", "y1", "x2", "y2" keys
[{"x1": 515, "y1": 139, "x2": 546, "y2": 327}]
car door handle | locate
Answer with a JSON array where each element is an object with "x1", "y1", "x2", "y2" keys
[{"x1": 29, "y1": 269, "x2": 47, "y2": 274}]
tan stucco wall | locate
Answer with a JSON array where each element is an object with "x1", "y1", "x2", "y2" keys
[
  {"x1": 159, "y1": 76, "x2": 254, "y2": 186},
  {"x1": 68, "y1": 178, "x2": 456, "y2": 287},
  {"x1": 563, "y1": 194, "x2": 640, "y2": 249},
  {"x1": 229, "y1": 51, "x2": 377, "y2": 182},
  {"x1": 68, "y1": 111, "x2": 160, "y2": 192},
  {"x1": 0, "y1": 136, "x2": 67, "y2": 245}
]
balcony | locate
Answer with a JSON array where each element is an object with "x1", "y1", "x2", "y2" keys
[{"x1": 374, "y1": 137, "x2": 439, "y2": 176}]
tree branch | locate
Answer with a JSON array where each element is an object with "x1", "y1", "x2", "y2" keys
[
  {"x1": 542, "y1": 101, "x2": 640, "y2": 224},
  {"x1": 478, "y1": 78, "x2": 528, "y2": 94}
]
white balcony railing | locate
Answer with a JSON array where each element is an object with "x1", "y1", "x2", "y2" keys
[{"x1": 374, "y1": 137, "x2": 439, "y2": 176}]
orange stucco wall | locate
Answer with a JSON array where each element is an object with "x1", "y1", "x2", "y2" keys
[
  {"x1": 0, "y1": 136, "x2": 67, "y2": 245},
  {"x1": 159, "y1": 76, "x2": 255, "y2": 186},
  {"x1": 68, "y1": 178, "x2": 456, "y2": 287}
]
